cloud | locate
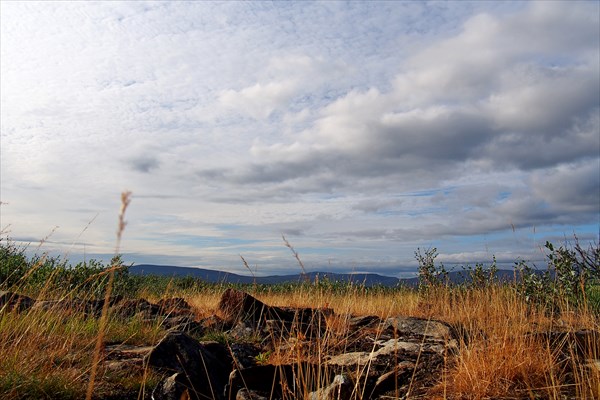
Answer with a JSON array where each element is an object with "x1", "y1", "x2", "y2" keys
[
  {"x1": 128, "y1": 155, "x2": 160, "y2": 173},
  {"x1": 218, "y1": 55, "x2": 352, "y2": 119},
  {"x1": 198, "y1": 1, "x2": 598, "y2": 197},
  {"x1": 1, "y1": 1, "x2": 597, "y2": 273},
  {"x1": 530, "y1": 159, "x2": 600, "y2": 214}
]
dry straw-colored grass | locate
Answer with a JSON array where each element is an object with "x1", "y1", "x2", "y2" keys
[
  {"x1": 1, "y1": 193, "x2": 597, "y2": 399},
  {"x1": 226, "y1": 285, "x2": 599, "y2": 399},
  {"x1": 1, "y1": 282, "x2": 598, "y2": 399}
]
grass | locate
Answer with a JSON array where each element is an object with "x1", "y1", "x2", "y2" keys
[
  {"x1": 1, "y1": 207, "x2": 598, "y2": 399},
  {"x1": 249, "y1": 285, "x2": 599, "y2": 399},
  {"x1": 0, "y1": 299, "x2": 165, "y2": 400},
  {"x1": 0, "y1": 279, "x2": 598, "y2": 399}
]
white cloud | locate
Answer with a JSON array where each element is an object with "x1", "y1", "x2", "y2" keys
[{"x1": 1, "y1": 1, "x2": 598, "y2": 273}]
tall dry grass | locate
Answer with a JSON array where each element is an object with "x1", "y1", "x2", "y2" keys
[
  {"x1": 223, "y1": 284, "x2": 599, "y2": 399},
  {"x1": 1, "y1": 280, "x2": 598, "y2": 399},
  {"x1": 1, "y1": 195, "x2": 597, "y2": 399}
]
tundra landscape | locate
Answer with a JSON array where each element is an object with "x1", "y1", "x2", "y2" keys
[
  {"x1": 1, "y1": 1, "x2": 599, "y2": 399},
  {"x1": 1, "y1": 223, "x2": 598, "y2": 399}
]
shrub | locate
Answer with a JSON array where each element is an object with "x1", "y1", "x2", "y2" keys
[
  {"x1": 415, "y1": 247, "x2": 447, "y2": 291},
  {"x1": 516, "y1": 239, "x2": 600, "y2": 312}
]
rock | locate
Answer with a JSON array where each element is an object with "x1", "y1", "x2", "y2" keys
[
  {"x1": 229, "y1": 342, "x2": 263, "y2": 369},
  {"x1": 235, "y1": 388, "x2": 269, "y2": 400},
  {"x1": 200, "y1": 314, "x2": 230, "y2": 331},
  {"x1": 229, "y1": 321, "x2": 256, "y2": 340},
  {"x1": 105, "y1": 344, "x2": 154, "y2": 361},
  {"x1": 385, "y1": 316, "x2": 455, "y2": 341},
  {"x1": 219, "y1": 289, "x2": 328, "y2": 338},
  {"x1": 227, "y1": 363, "x2": 326, "y2": 399},
  {"x1": 327, "y1": 339, "x2": 433, "y2": 367},
  {"x1": 161, "y1": 315, "x2": 205, "y2": 336},
  {"x1": 113, "y1": 298, "x2": 160, "y2": 318},
  {"x1": 308, "y1": 374, "x2": 354, "y2": 400},
  {"x1": 530, "y1": 329, "x2": 600, "y2": 359},
  {"x1": 30, "y1": 299, "x2": 63, "y2": 312},
  {"x1": 219, "y1": 288, "x2": 265, "y2": 322},
  {"x1": 227, "y1": 364, "x2": 293, "y2": 399},
  {"x1": 80, "y1": 295, "x2": 123, "y2": 317},
  {"x1": 0, "y1": 291, "x2": 35, "y2": 313},
  {"x1": 29, "y1": 295, "x2": 123, "y2": 317},
  {"x1": 151, "y1": 372, "x2": 191, "y2": 400},
  {"x1": 145, "y1": 331, "x2": 231, "y2": 400},
  {"x1": 219, "y1": 288, "x2": 286, "y2": 326},
  {"x1": 156, "y1": 297, "x2": 192, "y2": 314},
  {"x1": 348, "y1": 315, "x2": 384, "y2": 329},
  {"x1": 369, "y1": 361, "x2": 415, "y2": 398}
]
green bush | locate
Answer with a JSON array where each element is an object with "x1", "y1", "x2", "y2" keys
[{"x1": 516, "y1": 239, "x2": 599, "y2": 313}]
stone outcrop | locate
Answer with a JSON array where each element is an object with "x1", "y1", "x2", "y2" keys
[
  {"x1": 218, "y1": 288, "x2": 332, "y2": 340},
  {"x1": 145, "y1": 331, "x2": 231, "y2": 400},
  {"x1": 144, "y1": 289, "x2": 461, "y2": 400},
  {"x1": 4, "y1": 288, "x2": 597, "y2": 399}
]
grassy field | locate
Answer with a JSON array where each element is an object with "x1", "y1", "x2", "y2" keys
[{"x1": 1, "y1": 234, "x2": 598, "y2": 399}]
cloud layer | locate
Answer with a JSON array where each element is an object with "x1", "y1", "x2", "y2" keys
[{"x1": 1, "y1": 1, "x2": 598, "y2": 276}]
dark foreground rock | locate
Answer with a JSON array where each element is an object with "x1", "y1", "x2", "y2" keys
[
  {"x1": 0, "y1": 290, "x2": 35, "y2": 313},
  {"x1": 5, "y1": 289, "x2": 597, "y2": 399},
  {"x1": 218, "y1": 288, "x2": 332, "y2": 339},
  {"x1": 146, "y1": 331, "x2": 231, "y2": 400},
  {"x1": 142, "y1": 289, "x2": 460, "y2": 400}
]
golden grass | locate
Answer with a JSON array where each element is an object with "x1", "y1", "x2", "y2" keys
[
  {"x1": 218, "y1": 285, "x2": 599, "y2": 399},
  {"x1": 0, "y1": 303, "x2": 165, "y2": 400},
  {"x1": 1, "y1": 284, "x2": 598, "y2": 399}
]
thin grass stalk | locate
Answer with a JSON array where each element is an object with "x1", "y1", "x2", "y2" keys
[{"x1": 86, "y1": 191, "x2": 131, "y2": 400}]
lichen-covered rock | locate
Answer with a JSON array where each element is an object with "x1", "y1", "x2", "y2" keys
[
  {"x1": 235, "y1": 388, "x2": 269, "y2": 400},
  {"x1": 219, "y1": 288, "x2": 328, "y2": 338},
  {"x1": 151, "y1": 372, "x2": 191, "y2": 400},
  {"x1": 385, "y1": 316, "x2": 455, "y2": 341},
  {"x1": 308, "y1": 374, "x2": 354, "y2": 400}
]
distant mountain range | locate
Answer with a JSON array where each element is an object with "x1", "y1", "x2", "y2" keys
[{"x1": 130, "y1": 264, "x2": 531, "y2": 287}]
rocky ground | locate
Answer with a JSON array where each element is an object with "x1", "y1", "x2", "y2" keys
[{"x1": 1, "y1": 289, "x2": 598, "y2": 399}]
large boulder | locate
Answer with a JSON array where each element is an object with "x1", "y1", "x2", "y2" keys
[
  {"x1": 145, "y1": 331, "x2": 232, "y2": 400},
  {"x1": 218, "y1": 289, "x2": 329, "y2": 338}
]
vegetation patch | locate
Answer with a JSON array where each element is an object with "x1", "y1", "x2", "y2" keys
[{"x1": 0, "y1": 237, "x2": 598, "y2": 399}]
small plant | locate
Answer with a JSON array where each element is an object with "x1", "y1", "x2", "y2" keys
[
  {"x1": 415, "y1": 247, "x2": 448, "y2": 291},
  {"x1": 254, "y1": 351, "x2": 271, "y2": 365},
  {"x1": 460, "y1": 256, "x2": 498, "y2": 289}
]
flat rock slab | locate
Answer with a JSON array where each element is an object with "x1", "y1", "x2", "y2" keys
[{"x1": 385, "y1": 316, "x2": 455, "y2": 341}]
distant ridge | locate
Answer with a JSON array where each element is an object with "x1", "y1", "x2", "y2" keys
[
  {"x1": 130, "y1": 264, "x2": 401, "y2": 286},
  {"x1": 130, "y1": 264, "x2": 532, "y2": 287}
]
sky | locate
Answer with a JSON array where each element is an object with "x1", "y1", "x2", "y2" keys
[{"x1": 1, "y1": 1, "x2": 599, "y2": 278}]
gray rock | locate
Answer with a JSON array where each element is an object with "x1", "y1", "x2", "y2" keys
[
  {"x1": 370, "y1": 361, "x2": 415, "y2": 397},
  {"x1": 327, "y1": 339, "x2": 423, "y2": 367},
  {"x1": 348, "y1": 315, "x2": 384, "y2": 329},
  {"x1": 151, "y1": 372, "x2": 190, "y2": 400},
  {"x1": 308, "y1": 374, "x2": 354, "y2": 400},
  {"x1": 156, "y1": 297, "x2": 192, "y2": 314},
  {"x1": 385, "y1": 316, "x2": 455, "y2": 341},
  {"x1": 236, "y1": 388, "x2": 269, "y2": 400},
  {"x1": 219, "y1": 289, "x2": 328, "y2": 338},
  {"x1": 113, "y1": 298, "x2": 160, "y2": 318}
]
